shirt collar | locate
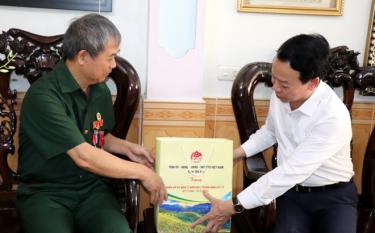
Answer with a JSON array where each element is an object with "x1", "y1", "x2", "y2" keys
[
  {"x1": 295, "y1": 80, "x2": 326, "y2": 116},
  {"x1": 56, "y1": 60, "x2": 81, "y2": 93},
  {"x1": 56, "y1": 60, "x2": 107, "y2": 99}
]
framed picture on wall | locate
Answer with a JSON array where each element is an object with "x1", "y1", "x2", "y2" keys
[
  {"x1": 0, "y1": 0, "x2": 112, "y2": 12},
  {"x1": 364, "y1": 0, "x2": 375, "y2": 66},
  {"x1": 237, "y1": 0, "x2": 343, "y2": 16}
]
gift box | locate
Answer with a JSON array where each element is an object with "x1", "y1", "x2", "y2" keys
[{"x1": 155, "y1": 137, "x2": 233, "y2": 233}]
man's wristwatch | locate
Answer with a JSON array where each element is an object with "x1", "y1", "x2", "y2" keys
[{"x1": 232, "y1": 196, "x2": 245, "y2": 213}]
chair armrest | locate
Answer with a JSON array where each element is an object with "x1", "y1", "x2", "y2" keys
[
  {"x1": 231, "y1": 62, "x2": 273, "y2": 184},
  {"x1": 124, "y1": 179, "x2": 140, "y2": 230},
  {"x1": 111, "y1": 178, "x2": 139, "y2": 231}
]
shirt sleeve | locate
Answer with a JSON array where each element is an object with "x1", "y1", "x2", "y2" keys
[
  {"x1": 21, "y1": 89, "x2": 85, "y2": 160},
  {"x1": 237, "y1": 114, "x2": 352, "y2": 209}
]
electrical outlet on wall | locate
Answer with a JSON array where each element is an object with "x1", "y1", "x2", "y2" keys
[{"x1": 217, "y1": 66, "x2": 240, "y2": 81}]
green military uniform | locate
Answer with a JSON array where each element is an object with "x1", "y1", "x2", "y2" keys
[{"x1": 16, "y1": 60, "x2": 131, "y2": 233}]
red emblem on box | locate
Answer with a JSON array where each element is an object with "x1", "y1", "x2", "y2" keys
[{"x1": 191, "y1": 150, "x2": 203, "y2": 163}]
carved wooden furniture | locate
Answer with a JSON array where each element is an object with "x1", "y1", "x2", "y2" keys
[
  {"x1": 0, "y1": 28, "x2": 140, "y2": 233},
  {"x1": 231, "y1": 46, "x2": 361, "y2": 233},
  {"x1": 355, "y1": 67, "x2": 375, "y2": 96},
  {"x1": 230, "y1": 61, "x2": 275, "y2": 233},
  {"x1": 358, "y1": 126, "x2": 375, "y2": 233}
]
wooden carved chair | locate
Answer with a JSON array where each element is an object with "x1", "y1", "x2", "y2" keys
[
  {"x1": 231, "y1": 46, "x2": 360, "y2": 233},
  {"x1": 0, "y1": 28, "x2": 141, "y2": 233},
  {"x1": 355, "y1": 67, "x2": 375, "y2": 233},
  {"x1": 355, "y1": 66, "x2": 375, "y2": 96},
  {"x1": 230, "y1": 61, "x2": 275, "y2": 233}
]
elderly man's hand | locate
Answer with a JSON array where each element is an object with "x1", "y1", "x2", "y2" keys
[
  {"x1": 140, "y1": 167, "x2": 167, "y2": 205},
  {"x1": 191, "y1": 191, "x2": 235, "y2": 233},
  {"x1": 124, "y1": 141, "x2": 155, "y2": 168}
]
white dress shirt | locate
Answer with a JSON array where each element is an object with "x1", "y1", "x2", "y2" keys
[{"x1": 237, "y1": 81, "x2": 354, "y2": 209}]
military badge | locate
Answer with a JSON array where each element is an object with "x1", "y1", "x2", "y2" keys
[{"x1": 92, "y1": 112, "x2": 105, "y2": 148}]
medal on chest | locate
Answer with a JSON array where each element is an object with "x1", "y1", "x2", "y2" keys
[{"x1": 92, "y1": 112, "x2": 105, "y2": 148}]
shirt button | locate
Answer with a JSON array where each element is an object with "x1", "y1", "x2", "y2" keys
[
  {"x1": 83, "y1": 130, "x2": 89, "y2": 135},
  {"x1": 79, "y1": 175, "x2": 83, "y2": 179}
]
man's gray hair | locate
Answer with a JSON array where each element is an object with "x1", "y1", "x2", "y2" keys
[{"x1": 62, "y1": 13, "x2": 121, "y2": 59}]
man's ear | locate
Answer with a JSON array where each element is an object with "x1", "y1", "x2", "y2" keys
[
  {"x1": 308, "y1": 77, "x2": 320, "y2": 90},
  {"x1": 76, "y1": 50, "x2": 90, "y2": 65}
]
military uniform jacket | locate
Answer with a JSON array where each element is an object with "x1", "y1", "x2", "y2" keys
[{"x1": 17, "y1": 60, "x2": 115, "y2": 193}]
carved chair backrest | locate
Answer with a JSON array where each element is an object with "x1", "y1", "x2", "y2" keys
[
  {"x1": 231, "y1": 62, "x2": 273, "y2": 184},
  {"x1": 0, "y1": 28, "x2": 140, "y2": 232}
]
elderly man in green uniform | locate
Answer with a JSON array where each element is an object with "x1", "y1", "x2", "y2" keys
[{"x1": 15, "y1": 14, "x2": 167, "y2": 233}]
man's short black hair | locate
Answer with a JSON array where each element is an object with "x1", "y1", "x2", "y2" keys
[{"x1": 276, "y1": 34, "x2": 330, "y2": 84}]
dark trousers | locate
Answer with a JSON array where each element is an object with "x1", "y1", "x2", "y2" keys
[{"x1": 273, "y1": 181, "x2": 358, "y2": 233}]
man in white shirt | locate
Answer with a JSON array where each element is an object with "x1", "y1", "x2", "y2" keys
[{"x1": 192, "y1": 34, "x2": 357, "y2": 233}]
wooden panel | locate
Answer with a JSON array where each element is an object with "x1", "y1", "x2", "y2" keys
[
  {"x1": 126, "y1": 112, "x2": 141, "y2": 143},
  {"x1": 352, "y1": 103, "x2": 374, "y2": 123},
  {"x1": 143, "y1": 100, "x2": 206, "y2": 154},
  {"x1": 351, "y1": 102, "x2": 375, "y2": 193},
  {"x1": 352, "y1": 123, "x2": 374, "y2": 193},
  {"x1": 144, "y1": 101, "x2": 205, "y2": 121},
  {"x1": 204, "y1": 98, "x2": 242, "y2": 196},
  {"x1": 6, "y1": 93, "x2": 24, "y2": 173}
]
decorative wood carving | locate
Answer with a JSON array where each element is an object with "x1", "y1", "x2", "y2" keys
[
  {"x1": 324, "y1": 46, "x2": 360, "y2": 111},
  {"x1": 0, "y1": 29, "x2": 64, "y2": 192},
  {"x1": 4, "y1": 29, "x2": 63, "y2": 83},
  {"x1": 325, "y1": 46, "x2": 359, "y2": 87},
  {"x1": 355, "y1": 67, "x2": 375, "y2": 96}
]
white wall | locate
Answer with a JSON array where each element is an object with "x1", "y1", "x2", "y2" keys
[
  {"x1": 0, "y1": 0, "x2": 148, "y2": 93},
  {"x1": 203, "y1": 0, "x2": 374, "y2": 101},
  {"x1": 0, "y1": 0, "x2": 374, "y2": 102}
]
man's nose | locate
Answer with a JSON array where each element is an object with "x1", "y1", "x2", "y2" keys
[
  {"x1": 111, "y1": 58, "x2": 117, "y2": 69},
  {"x1": 272, "y1": 82, "x2": 280, "y2": 92}
]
